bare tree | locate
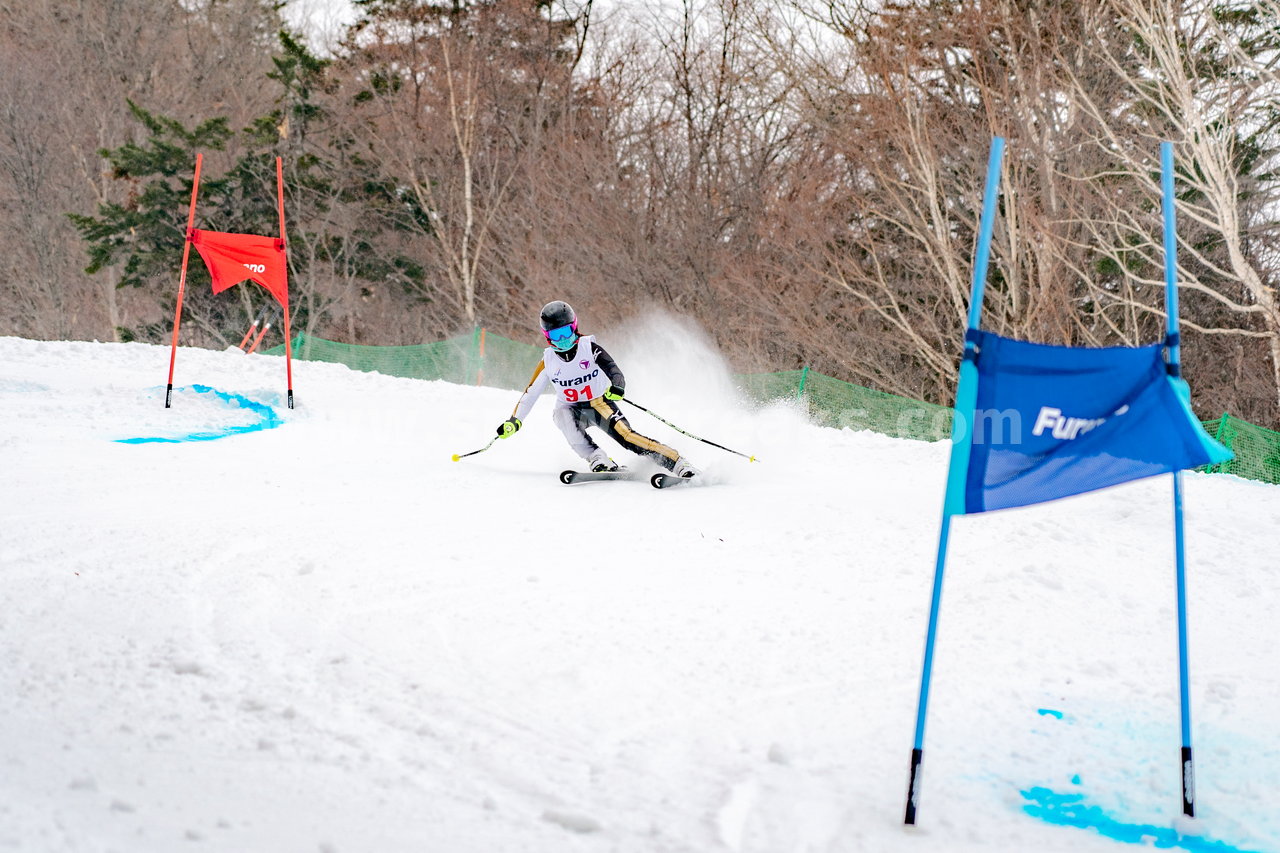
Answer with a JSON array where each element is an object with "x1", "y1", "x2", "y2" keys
[
  {"x1": 343, "y1": 0, "x2": 587, "y2": 335},
  {"x1": 760, "y1": 0, "x2": 1280, "y2": 423},
  {"x1": 0, "y1": 0, "x2": 280, "y2": 342},
  {"x1": 1055, "y1": 0, "x2": 1280, "y2": 416}
]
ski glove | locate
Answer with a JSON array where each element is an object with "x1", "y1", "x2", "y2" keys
[
  {"x1": 497, "y1": 417, "x2": 521, "y2": 438},
  {"x1": 604, "y1": 385, "x2": 625, "y2": 401}
]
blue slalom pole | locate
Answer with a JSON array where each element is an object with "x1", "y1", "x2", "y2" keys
[
  {"x1": 1173, "y1": 470, "x2": 1193, "y2": 816},
  {"x1": 1162, "y1": 142, "x2": 1182, "y2": 374},
  {"x1": 1162, "y1": 141, "x2": 1195, "y2": 817},
  {"x1": 905, "y1": 137, "x2": 1005, "y2": 826},
  {"x1": 965, "y1": 138, "x2": 1006, "y2": 331}
]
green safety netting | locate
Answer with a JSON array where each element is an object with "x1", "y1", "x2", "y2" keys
[
  {"x1": 265, "y1": 332, "x2": 1280, "y2": 486},
  {"x1": 736, "y1": 368, "x2": 953, "y2": 442},
  {"x1": 266, "y1": 331, "x2": 544, "y2": 391},
  {"x1": 1201, "y1": 414, "x2": 1280, "y2": 485}
]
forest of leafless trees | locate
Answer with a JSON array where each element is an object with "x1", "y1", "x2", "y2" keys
[{"x1": 2, "y1": 0, "x2": 1278, "y2": 426}]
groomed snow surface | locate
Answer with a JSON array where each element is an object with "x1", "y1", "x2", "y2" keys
[{"x1": 2, "y1": 322, "x2": 1277, "y2": 853}]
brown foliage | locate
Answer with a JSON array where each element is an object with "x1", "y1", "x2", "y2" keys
[
  {"x1": 0, "y1": 0, "x2": 279, "y2": 342},
  {"x1": 2, "y1": 0, "x2": 1278, "y2": 426}
]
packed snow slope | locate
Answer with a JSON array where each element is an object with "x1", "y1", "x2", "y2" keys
[{"x1": 1, "y1": 323, "x2": 1278, "y2": 853}]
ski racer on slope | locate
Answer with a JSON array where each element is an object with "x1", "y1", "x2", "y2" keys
[{"x1": 495, "y1": 301, "x2": 699, "y2": 478}]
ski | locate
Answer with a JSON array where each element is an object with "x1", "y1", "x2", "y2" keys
[
  {"x1": 558, "y1": 469, "x2": 642, "y2": 485},
  {"x1": 649, "y1": 473, "x2": 695, "y2": 489},
  {"x1": 558, "y1": 469, "x2": 697, "y2": 489}
]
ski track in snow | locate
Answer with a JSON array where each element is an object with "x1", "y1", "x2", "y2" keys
[{"x1": 1, "y1": 334, "x2": 1278, "y2": 853}]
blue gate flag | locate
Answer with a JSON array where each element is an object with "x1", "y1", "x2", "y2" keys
[{"x1": 953, "y1": 330, "x2": 1232, "y2": 514}]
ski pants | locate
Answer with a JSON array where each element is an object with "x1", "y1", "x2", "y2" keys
[{"x1": 552, "y1": 397, "x2": 681, "y2": 471}]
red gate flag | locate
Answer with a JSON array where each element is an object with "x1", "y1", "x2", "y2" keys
[
  {"x1": 167, "y1": 155, "x2": 295, "y2": 410},
  {"x1": 189, "y1": 228, "x2": 289, "y2": 307}
]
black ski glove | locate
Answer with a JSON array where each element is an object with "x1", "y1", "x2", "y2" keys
[{"x1": 496, "y1": 417, "x2": 521, "y2": 438}]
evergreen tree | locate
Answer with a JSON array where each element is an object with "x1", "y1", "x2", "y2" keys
[{"x1": 70, "y1": 32, "x2": 427, "y2": 345}]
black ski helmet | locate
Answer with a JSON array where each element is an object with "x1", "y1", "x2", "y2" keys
[
  {"x1": 539, "y1": 300, "x2": 576, "y2": 331},
  {"x1": 539, "y1": 300, "x2": 579, "y2": 351}
]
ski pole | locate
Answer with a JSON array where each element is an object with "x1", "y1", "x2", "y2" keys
[
  {"x1": 452, "y1": 435, "x2": 498, "y2": 461},
  {"x1": 623, "y1": 399, "x2": 758, "y2": 462}
]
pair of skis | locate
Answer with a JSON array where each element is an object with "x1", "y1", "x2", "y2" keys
[{"x1": 559, "y1": 469, "x2": 694, "y2": 489}]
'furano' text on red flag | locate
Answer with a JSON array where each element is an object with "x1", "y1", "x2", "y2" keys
[{"x1": 188, "y1": 229, "x2": 288, "y2": 307}]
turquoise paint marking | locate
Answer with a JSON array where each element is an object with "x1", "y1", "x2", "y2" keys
[
  {"x1": 1037, "y1": 708, "x2": 1065, "y2": 719},
  {"x1": 1071, "y1": 774, "x2": 1081, "y2": 786},
  {"x1": 1021, "y1": 787, "x2": 1260, "y2": 852},
  {"x1": 118, "y1": 385, "x2": 282, "y2": 444}
]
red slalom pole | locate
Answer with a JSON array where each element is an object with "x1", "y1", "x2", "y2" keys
[
  {"x1": 165, "y1": 153, "x2": 203, "y2": 408},
  {"x1": 238, "y1": 304, "x2": 270, "y2": 350},
  {"x1": 276, "y1": 156, "x2": 294, "y2": 409},
  {"x1": 246, "y1": 320, "x2": 271, "y2": 355},
  {"x1": 237, "y1": 321, "x2": 259, "y2": 350}
]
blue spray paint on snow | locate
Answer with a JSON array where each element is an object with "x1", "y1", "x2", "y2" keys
[
  {"x1": 118, "y1": 385, "x2": 282, "y2": 444},
  {"x1": 1021, "y1": 787, "x2": 1259, "y2": 852},
  {"x1": 1022, "y1": 709, "x2": 1261, "y2": 851}
]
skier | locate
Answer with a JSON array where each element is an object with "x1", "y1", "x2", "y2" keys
[{"x1": 496, "y1": 301, "x2": 699, "y2": 478}]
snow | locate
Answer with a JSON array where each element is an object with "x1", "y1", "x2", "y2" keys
[{"x1": 1, "y1": 331, "x2": 1278, "y2": 853}]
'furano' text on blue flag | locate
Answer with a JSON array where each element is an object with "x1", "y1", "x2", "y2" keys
[{"x1": 954, "y1": 331, "x2": 1232, "y2": 514}]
